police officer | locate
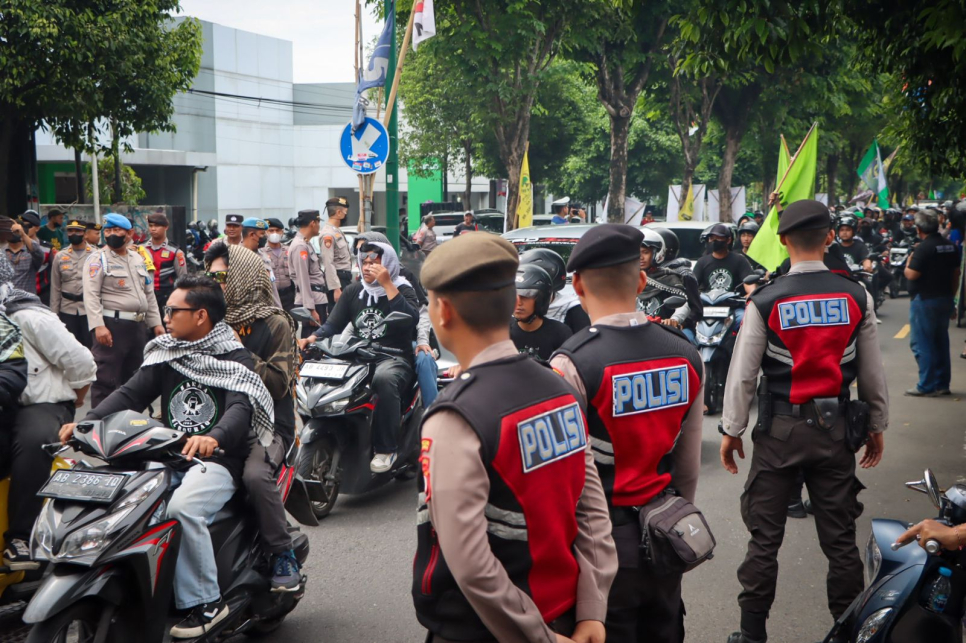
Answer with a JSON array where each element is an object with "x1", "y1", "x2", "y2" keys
[
  {"x1": 21, "y1": 210, "x2": 56, "y2": 305},
  {"x1": 288, "y1": 209, "x2": 328, "y2": 337},
  {"x1": 50, "y1": 219, "x2": 96, "y2": 348},
  {"x1": 549, "y1": 224, "x2": 704, "y2": 643},
  {"x1": 720, "y1": 199, "x2": 889, "y2": 643},
  {"x1": 142, "y1": 212, "x2": 187, "y2": 313},
  {"x1": 414, "y1": 232, "x2": 616, "y2": 643},
  {"x1": 83, "y1": 213, "x2": 165, "y2": 407},
  {"x1": 321, "y1": 196, "x2": 353, "y2": 293},
  {"x1": 263, "y1": 218, "x2": 294, "y2": 310},
  {"x1": 84, "y1": 221, "x2": 103, "y2": 248},
  {"x1": 238, "y1": 217, "x2": 283, "y2": 308},
  {"x1": 222, "y1": 213, "x2": 244, "y2": 246}
]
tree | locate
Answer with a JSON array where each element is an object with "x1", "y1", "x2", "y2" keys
[
  {"x1": 86, "y1": 156, "x2": 146, "y2": 207},
  {"x1": 666, "y1": 64, "x2": 721, "y2": 213},
  {"x1": 0, "y1": 1, "x2": 201, "y2": 211}
]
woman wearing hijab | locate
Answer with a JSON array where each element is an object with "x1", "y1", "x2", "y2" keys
[{"x1": 301, "y1": 241, "x2": 419, "y2": 473}]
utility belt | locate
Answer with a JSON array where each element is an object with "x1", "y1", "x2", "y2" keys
[
  {"x1": 296, "y1": 284, "x2": 326, "y2": 294},
  {"x1": 757, "y1": 376, "x2": 870, "y2": 452},
  {"x1": 103, "y1": 309, "x2": 146, "y2": 323},
  {"x1": 62, "y1": 291, "x2": 84, "y2": 303},
  {"x1": 277, "y1": 283, "x2": 295, "y2": 294}
]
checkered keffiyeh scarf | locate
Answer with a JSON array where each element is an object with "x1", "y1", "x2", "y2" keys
[{"x1": 143, "y1": 321, "x2": 276, "y2": 447}]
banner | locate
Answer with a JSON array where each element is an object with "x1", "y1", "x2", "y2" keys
[
  {"x1": 706, "y1": 187, "x2": 746, "y2": 222},
  {"x1": 352, "y1": 1, "x2": 396, "y2": 130},
  {"x1": 413, "y1": 0, "x2": 436, "y2": 50},
  {"x1": 516, "y1": 143, "x2": 533, "y2": 228},
  {"x1": 666, "y1": 184, "x2": 705, "y2": 222}
]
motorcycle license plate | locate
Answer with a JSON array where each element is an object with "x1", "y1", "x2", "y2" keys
[
  {"x1": 38, "y1": 470, "x2": 126, "y2": 504},
  {"x1": 300, "y1": 362, "x2": 349, "y2": 380},
  {"x1": 704, "y1": 306, "x2": 731, "y2": 318}
]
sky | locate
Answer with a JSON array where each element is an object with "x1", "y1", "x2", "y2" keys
[{"x1": 177, "y1": 0, "x2": 382, "y2": 83}]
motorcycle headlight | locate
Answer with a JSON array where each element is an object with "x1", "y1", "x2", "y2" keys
[
  {"x1": 865, "y1": 532, "x2": 882, "y2": 585},
  {"x1": 856, "y1": 607, "x2": 893, "y2": 643},
  {"x1": 115, "y1": 472, "x2": 163, "y2": 510},
  {"x1": 57, "y1": 506, "x2": 134, "y2": 564},
  {"x1": 31, "y1": 498, "x2": 57, "y2": 560},
  {"x1": 322, "y1": 398, "x2": 350, "y2": 413}
]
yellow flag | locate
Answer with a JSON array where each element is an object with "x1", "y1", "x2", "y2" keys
[
  {"x1": 679, "y1": 183, "x2": 694, "y2": 221},
  {"x1": 516, "y1": 144, "x2": 533, "y2": 229}
]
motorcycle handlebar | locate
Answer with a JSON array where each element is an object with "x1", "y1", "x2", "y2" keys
[
  {"x1": 925, "y1": 539, "x2": 942, "y2": 555},
  {"x1": 372, "y1": 344, "x2": 405, "y2": 356}
]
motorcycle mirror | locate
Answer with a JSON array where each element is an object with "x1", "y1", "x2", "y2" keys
[
  {"x1": 664, "y1": 296, "x2": 686, "y2": 308},
  {"x1": 289, "y1": 307, "x2": 317, "y2": 326},
  {"x1": 925, "y1": 469, "x2": 943, "y2": 510},
  {"x1": 743, "y1": 274, "x2": 762, "y2": 285},
  {"x1": 373, "y1": 311, "x2": 412, "y2": 331}
]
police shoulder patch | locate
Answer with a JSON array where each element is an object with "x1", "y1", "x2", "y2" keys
[
  {"x1": 88, "y1": 261, "x2": 101, "y2": 278},
  {"x1": 517, "y1": 402, "x2": 587, "y2": 473},
  {"x1": 612, "y1": 364, "x2": 690, "y2": 417}
]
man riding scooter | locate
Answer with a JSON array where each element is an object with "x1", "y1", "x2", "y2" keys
[{"x1": 637, "y1": 228, "x2": 701, "y2": 343}]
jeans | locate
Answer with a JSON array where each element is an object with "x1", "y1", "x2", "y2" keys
[
  {"x1": 372, "y1": 359, "x2": 414, "y2": 454},
  {"x1": 414, "y1": 347, "x2": 438, "y2": 407},
  {"x1": 167, "y1": 462, "x2": 236, "y2": 609},
  {"x1": 909, "y1": 295, "x2": 954, "y2": 393}
]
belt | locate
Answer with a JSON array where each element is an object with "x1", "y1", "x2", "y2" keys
[
  {"x1": 310, "y1": 284, "x2": 326, "y2": 293},
  {"x1": 62, "y1": 291, "x2": 84, "y2": 302},
  {"x1": 103, "y1": 309, "x2": 146, "y2": 323},
  {"x1": 772, "y1": 398, "x2": 846, "y2": 417}
]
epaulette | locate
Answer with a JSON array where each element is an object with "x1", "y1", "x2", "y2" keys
[
  {"x1": 559, "y1": 326, "x2": 602, "y2": 353},
  {"x1": 651, "y1": 320, "x2": 689, "y2": 341}
]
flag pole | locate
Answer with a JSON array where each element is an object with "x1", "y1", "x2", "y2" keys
[
  {"x1": 774, "y1": 122, "x2": 817, "y2": 199},
  {"x1": 382, "y1": 6, "x2": 416, "y2": 129}
]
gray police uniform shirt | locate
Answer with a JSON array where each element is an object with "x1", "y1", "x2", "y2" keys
[
  {"x1": 262, "y1": 245, "x2": 292, "y2": 291},
  {"x1": 50, "y1": 244, "x2": 96, "y2": 315},
  {"x1": 82, "y1": 247, "x2": 163, "y2": 330},
  {"x1": 321, "y1": 223, "x2": 352, "y2": 272},
  {"x1": 287, "y1": 232, "x2": 328, "y2": 307}
]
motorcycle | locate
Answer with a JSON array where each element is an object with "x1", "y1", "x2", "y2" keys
[
  {"x1": 823, "y1": 468, "x2": 966, "y2": 643},
  {"x1": 23, "y1": 411, "x2": 309, "y2": 642},
  {"x1": 291, "y1": 309, "x2": 422, "y2": 520},
  {"x1": 851, "y1": 264, "x2": 886, "y2": 313},
  {"x1": 889, "y1": 238, "x2": 916, "y2": 298},
  {"x1": 695, "y1": 286, "x2": 748, "y2": 415}
]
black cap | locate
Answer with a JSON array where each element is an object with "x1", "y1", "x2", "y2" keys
[
  {"x1": 265, "y1": 218, "x2": 285, "y2": 230},
  {"x1": 19, "y1": 211, "x2": 40, "y2": 227},
  {"x1": 297, "y1": 209, "x2": 321, "y2": 226},
  {"x1": 777, "y1": 199, "x2": 832, "y2": 235},
  {"x1": 566, "y1": 224, "x2": 643, "y2": 272},
  {"x1": 225, "y1": 214, "x2": 243, "y2": 226},
  {"x1": 84, "y1": 220, "x2": 102, "y2": 231},
  {"x1": 325, "y1": 197, "x2": 350, "y2": 209}
]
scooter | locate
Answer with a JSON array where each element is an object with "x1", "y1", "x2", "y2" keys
[
  {"x1": 23, "y1": 411, "x2": 309, "y2": 642},
  {"x1": 291, "y1": 309, "x2": 422, "y2": 520},
  {"x1": 823, "y1": 468, "x2": 966, "y2": 643},
  {"x1": 695, "y1": 287, "x2": 747, "y2": 414},
  {"x1": 889, "y1": 238, "x2": 914, "y2": 298}
]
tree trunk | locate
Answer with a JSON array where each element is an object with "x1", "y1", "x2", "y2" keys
[
  {"x1": 463, "y1": 140, "x2": 473, "y2": 210},
  {"x1": 0, "y1": 112, "x2": 16, "y2": 217},
  {"x1": 713, "y1": 84, "x2": 759, "y2": 222},
  {"x1": 717, "y1": 125, "x2": 742, "y2": 222},
  {"x1": 74, "y1": 148, "x2": 85, "y2": 204},
  {"x1": 504, "y1": 146, "x2": 524, "y2": 230},
  {"x1": 606, "y1": 113, "x2": 631, "y2": 223},
  {"x1": 112, "y1": 121, "x2": 121, "y2": 205},
  {"x1": 826, "y1": 153, "x2": 839, "y2": 206},
  {"x1": 441, "y1": 152, "x2": 449, "y2": 204}
]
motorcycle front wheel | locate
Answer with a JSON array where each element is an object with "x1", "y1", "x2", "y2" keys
[
  {"x1": 298, "y1": 437, "x2": 341, "y2": 519},
  {"x1": 25, "y1": 600, "x2": 119, "y2": 643}
]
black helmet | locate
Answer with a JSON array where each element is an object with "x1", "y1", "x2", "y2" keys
[
  {"x1": 737, "y1": 221, "x2": 759, "y2": 236},
  {"x1": 652, "y1": 227, "x2": 680, "y2": 263},
  {"x1": 514, "y1": 264, "x2": 553, "y2": 318},
  {"x1": 287, "y1": 217, "x2": 298, "y2": 229},
  {"x1": 207, "y1": 218, "x2": 219, "y2": 232},
  {"x1": 519, "y1": 248, "x2": 567, "y2": 292},
  {"x1": 837, "y1": 215, "x2": 857, "y2": 230}
]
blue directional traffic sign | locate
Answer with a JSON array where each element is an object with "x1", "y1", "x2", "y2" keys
[{"x1": 340, "y1": 118, "x2": 390, "y2": 175}]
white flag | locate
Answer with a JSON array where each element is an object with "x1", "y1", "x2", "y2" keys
[{"x1": 413, "y1": 0, "x2": 436, "y2": 50}]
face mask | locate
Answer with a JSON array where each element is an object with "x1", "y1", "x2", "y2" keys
[
  {"x1": 711, "y1": 240, "x2": 728, "y2": 252},
  {"x1": 9, "y1": 234, "x2": 21, "y2": 244},
  {"x1": 68, "y1": 234, "x2": 85, "y2": 246},
  {"x1": 257, "y1": 236, "x2": 268, "y2": 249},
  {"x1": 52, "y1": 220, "x2": 62, "y2": 228},
  {"x1": 268, "y1": 233, "x2": 282, "y2": 244},
  {"x1": 105, "y1": 234, "x2": 126, "y2": 249}
]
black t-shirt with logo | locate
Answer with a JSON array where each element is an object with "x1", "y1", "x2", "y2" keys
[
  {"x1": 836, "y1": 239, "x2": 870, "y2": 270},
  {"x1": 693, "y1": 252, "x2": 753, "y2": 292},
  {"x1": 908, "y1": 233, "x2": 962, "y2": 299},
  {"x1": 510, "y1": 318, "x2": 573, "y2": 362}
]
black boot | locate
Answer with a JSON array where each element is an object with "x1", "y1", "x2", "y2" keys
[
  {"x1": 728, "y1": 611, "x2": 767, "y2": 643},
  {"x1": 727, "y1": 633, "x2": 766, "y2": 643},
  {"x1": 787, "y1": 499, "x2": 807, "y2": 519}
]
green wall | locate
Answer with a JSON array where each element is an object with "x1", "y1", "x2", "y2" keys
[
  {"x1": 38, "y1": 162, "x2": 80, "y2": 203},
  {"x1": 407, "y1": 161, "x2": 443, "y2": 234}
]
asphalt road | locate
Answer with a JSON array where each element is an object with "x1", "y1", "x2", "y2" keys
[{"x1": 277, "y1": 294, "x2": 966, "y2": 643}]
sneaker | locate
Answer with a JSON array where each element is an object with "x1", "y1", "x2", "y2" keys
[
  {"x1": 370, "y1": 452, "x2": 397, "y2": 473},
  {"x1": 787, "y1": 500, "x2": 807, "y2": 519},
  {"x1": 2, "y1": 538, "x2": 39, "y2": 571},
  {"x1": 271, "y1": 550, "x2": 301, "y2": 593},
  {"x1": 904, "y1": 387, "x2": 940, "y2": 397},
  {"x1": 170, "y1": 600, "x2": 229, "y2": 639},
  {"x1": 938, "y1": 389, "x2": 952, "y2": 396}
]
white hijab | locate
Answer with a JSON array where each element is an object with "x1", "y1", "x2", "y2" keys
[{"x1": 357, "y1": 241, "x2": 412, "y2": 306}]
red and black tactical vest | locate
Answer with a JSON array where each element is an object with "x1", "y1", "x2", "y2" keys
[
  {"x1": 145, "y1": 243, "x2": 180, "y2": 293},
  {"x1": 413, "y1": 353, "x2": 588, "y2": 641},
  {"x1": 554, "y1": 322, "x2": 702, "y2": 508},
  {"x1": 750, "y1": 270, "x2": 867, "y2": 404}
]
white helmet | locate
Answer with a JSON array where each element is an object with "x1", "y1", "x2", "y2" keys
[{"x1": 640, "y1": 228, "x2": 666, "y2": 264}]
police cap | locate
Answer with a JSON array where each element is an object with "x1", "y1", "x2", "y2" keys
[
  {"x1": 224, "y1": 214, "x2": 244, "y2": 226},
  {"x1": 297, "y1": 209, "x2": 321, "y2": 226},
  {"x1": 566, "y1": 224, "x2": 642, "y2": 273},
  {"x1": 421, "y1": 231, "x2": 519, "y2": 292},
  {"x1": 265, "y1": 218, "x2": 286, "y2": 230},
  {"x1": 326, "y1": 197, "x2": 350, "y2": 209},
  {"x1": 147, "y1": 212, "x2": 169, "y2": 227},
  {"x1": 66, "y1": 219, "x2": 86, "y2": 231},
  {"x1": 19, "y1": 211, "x2": 41, "y2": 228},
  {"x1": 777, "y1": 199, "x2": 832, "y2": 235},
  {"x1": 85, "y1": 221, "x2": 102, "y2": 231}
]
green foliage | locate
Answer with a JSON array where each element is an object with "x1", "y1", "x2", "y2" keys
[{"x1": 86, "y1": 156, "x2": 146, "y2": 206}]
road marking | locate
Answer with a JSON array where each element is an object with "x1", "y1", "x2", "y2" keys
[{"x1": 895, "y1": 324, "x2": 910, "y2": 339}]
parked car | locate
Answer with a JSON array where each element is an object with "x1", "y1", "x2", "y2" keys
[{"x1": 644, "y1": 220, "x2": 738, "y2": 265}]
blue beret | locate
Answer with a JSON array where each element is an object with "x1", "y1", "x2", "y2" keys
[
  {"x1": 103, "y1": 213, "x2": 132, "y2": 231},
  {"x1": 242, "y1": 217, "x2": 268, "y2": 230}
]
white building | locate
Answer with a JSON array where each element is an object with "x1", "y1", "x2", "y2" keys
[{"x1": 36, "y1": 19, "x2": 491, "y2": 228}]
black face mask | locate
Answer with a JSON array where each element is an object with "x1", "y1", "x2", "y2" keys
[
  {"x1": 257, "y1": 235, "x2": 267, "y2": 249},
  {"x1": 51, "y1": 220, "x2": 62, "y2": 228},
  {"x1": 68, "y1": 234, "x2": 85, "y2": 246},
  {"x1": 9, "y1": 234, "x2": 21, "y2": 244},
  {"x1": 711, "y1": 240, "x2": 728, "y2": 252},
  {"x1": 105, "y1": 234, "x2": 126, "y2": 249}
]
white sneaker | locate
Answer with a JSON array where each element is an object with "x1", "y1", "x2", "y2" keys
[{"x1": 370, "y1": 453, "x2": 397, "y2": 473}]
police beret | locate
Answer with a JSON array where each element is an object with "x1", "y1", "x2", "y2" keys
[
  {"x1": 777, "y1": 199, "x2": 832, "y2": 235},
  {"x1": 265, "y1": 218, "x2": 285, "y2": 230},
  {"x1": 296, "y1": 209, "x2": 321, "y2": 226},
  {"x1": 326, "y1": 197, "x2": 350, "y2": 209},
  {"x1": 242, "y1": 217, "x2": 268, "y2": 230},
  {"x1": 567, "y1": 224, "x2": 643, "y2": 272},
  {"x1": 224, "y1": 214, "x2": 244, "y2": 226},
  {"x1": 147, "y1": 212, "x2": 169, "y2": 227},
  {"x1": 103, "y1": 213, "x2": 132, "y2": 231},
  {"x1": 66, "y1": 219, "x2": 86, "y2": 231},
  {"x1": 421, "y1": 231, "x2": 519, "y2": 292},
  {"x1": 19, "y1": 211, "x2": 40, "y2": 227}
]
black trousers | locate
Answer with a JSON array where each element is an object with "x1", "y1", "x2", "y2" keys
[
  {"x1": 3, "y1": 401, "x2": 75, "y2": 541},
  {"x1": 242, "y1": 435, "x2": 292, "y2": 554},
  {"x1": 155, "y1": 289, "x2": 173, "y2": 320},
  {"x1": 59, "y1": 312, "x2": 90, "y2": 349},
  {"x1": 606, "y1": 522, "x2": 685, "y2": 643},
  {"x1": 277, "y1": 285, "x2": 296, "y2": 312},
  {"x1": 90, "y1": 317, "x2": 149, "y2": 407},
  {"x1": 299, "y1": 304, "x2": 328, "y2": 339},
  {"x1": 371, "y1": 359, "x2": 413, "y2": 454},
  {"x1": 737, "y1": 415, "x2": 864, "y2": 620}
]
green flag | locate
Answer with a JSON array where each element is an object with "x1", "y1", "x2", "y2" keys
[
  {"x1": 748, "y1": 124, "x2": 819, "y2": 271},
  {"x1": 857, "y1": 139, "x2": 889, "y2": 208}
]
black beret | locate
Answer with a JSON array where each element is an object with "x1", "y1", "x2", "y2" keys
[
  {"x1": 147, "y1": 212, "x2": 169, "y2": 227},
  {"x1": 777, "y1": 199, "x2": 832, "y2": 235},
  {"x1": 19, "y1": 211, "x2": 41, "y2": 227},
  {"x1": 296, "y1": 209, "x2": 321, "y2": 226},
  {"x1": 422, "y1": 232, "x2": 519, "y2": 292},
  {"x1": 224, "y1": 214, "x2": 243, "y2": 225},
  {"x1": 326, "y1": 197, "x2": 350, "y2": 209},
  {"x1": 566, "y1": 224, "x2": 643, "y2": 272},
  {"x1": 265, "y1": 218, "x2": 285, "y2": 229}
]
